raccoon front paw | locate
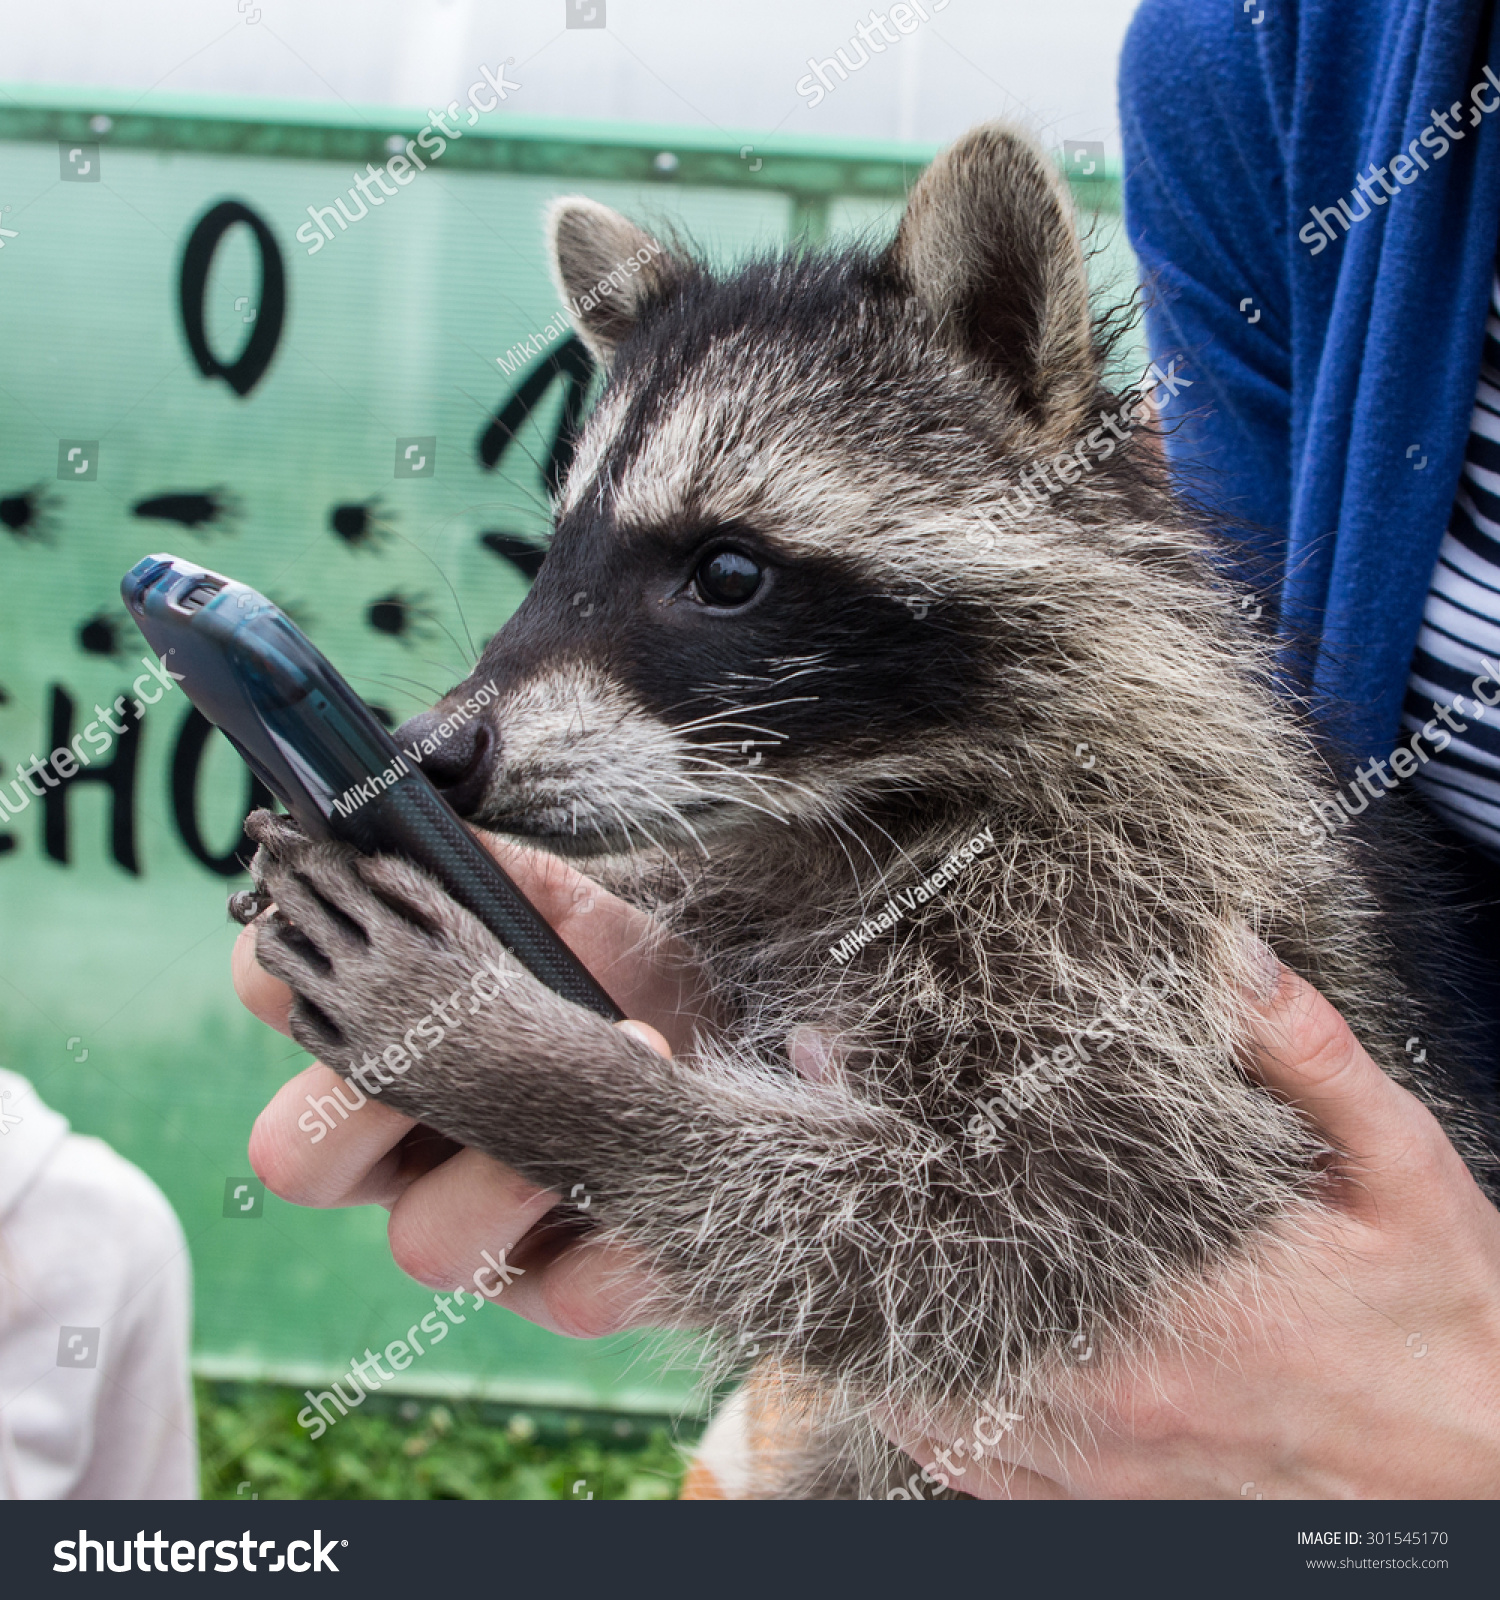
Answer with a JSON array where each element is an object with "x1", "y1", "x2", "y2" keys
[
  {"x1": 230, "y1": 810, "x2": 315, "y2": 924},
  {"x1": 242, "y1": 808, "x2": 511, "y2": 1066},
  {"x1": 237, "y1": 808, "x2": 640, "y2": 1178}
]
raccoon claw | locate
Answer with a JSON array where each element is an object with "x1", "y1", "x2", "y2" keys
[
  {"x1": 230, "y1": 811, "x2": 307, "y2": 922},
  {"x1": 244, "y1": 806, "x2": 308, "y2": 852},
  {"x1": 283, "y1": 991, "x2": 348, "y2": 1059},
  {"x1": 235, "y1": 799, "x2": 656, "y2": 1202},
  {"x1": 238, "y1": 806, "x2": 547, "y2": 1101},
  {"x1": 348, "y1": 850, "x2": 453, "y2": 940},
  {"x1": 241, "y1": 808, "x2": 446, "y2": 947},
  {"x1": 227, "y1": 886, "x2": 271, "y2": 925}
]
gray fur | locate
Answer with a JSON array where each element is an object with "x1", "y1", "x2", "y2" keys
[{"x1": 241, "y1": 124, "x2": 1500, "y2": 1498}]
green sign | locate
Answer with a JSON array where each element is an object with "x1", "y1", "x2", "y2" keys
[{"x1": 0, "y1": 85, "x2": 1130, "y2": 1409}]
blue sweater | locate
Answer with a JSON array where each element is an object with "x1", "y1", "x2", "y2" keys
[{"x1": 1119, "y1": 0, "x2": 1500, "y2": 757}]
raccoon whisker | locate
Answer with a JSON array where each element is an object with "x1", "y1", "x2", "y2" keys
[
  {"x1": 677, "y1": 755, "x2": 827, "y2": 805},
  {"x1": 668, "y1": 669, "x2": 820, "y2": 696},
  {"x1": 678, "y1": 765, "x2": 824, "y2": 833},
  {"x1": 803, "y1": 794, "x2": 911, "y2": 892},
  {"x1": 349, "y1": 670, "x2": 448, "y2": 700},
  {"x1": 676, "y1": 733, "x2": 794, "y2": 758},
  {"x1": 480, "y1": 470, "x2": 556, "y2": 520},
  {"x1": 760, "y1": 652, "x2": 834, "y2": 670},
  {"x1": 408, "y1": 619, "x2": 483, "y2": 678},
  {"x1": 769, "y1": 779, "x2": 929, "y2": 890},
  {"x1": 610, "y1": 776, "x2": 714, "y2": 862},
  {"x1": 683, "y1": 688, "x2": 824, "y2": 712},
  {"x1": 382, "y1": 526, "x2": 480, "y2": 667},
  {"x1": 499, "y1": 465, "x2": 560, "y2": 522},
  {"x1": 706, "y1": 661, "x2": 833, "y2": 682},
  {"x1": 599, "y1": 795, "x2": 651, "y2": 857},
  {"x1": 607, "y1": 807, "x2": 695, "y2": 888},
  {"x1": 678, "y1": 752, "x2": 792, "y2": 776},
  {"x1": 372, "y1": 649, "x2": 473, "y2": 700},
  {"x1": 752, "y1": 664, "x2": 837, "y2": 688},
  {"x1": 677, "y1": 759, "x2": 892, "y2": 895},
  {"x1": 604, "y1": 804, "x2": 704, "y2": 888},
  {"x1": 794, "y1": 803, "x2": 882, "y2": 910},
  {"x1": 667, "y1": 711, "x2": 797, "y2": 740},
  {"x1": 668, "y1": 699, "x2": 818, "y2": 736},
  {"x1": 684, "y1": 744, "x2": 795, "y2": 771},
  {"x1": 679, "y1": 758, "x2": 901, "y2": 892},
  {"x1": 700, "y1": 668, "x2": 837, "y2": 692},
  {"x1": 452, "y1": 385, "x2": 565, "y2": 520},
  {"x1": 669, "y1": 781, "x2": 794, "y2": 827}
]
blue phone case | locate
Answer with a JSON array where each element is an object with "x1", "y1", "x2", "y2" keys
[{"x1": 122, "y1": 553, "x2": 623, "y2": 1021}]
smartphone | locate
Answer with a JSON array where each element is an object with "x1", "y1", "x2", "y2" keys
[{"x1": 121, "y1": 553, "x2": 624, "y2": 1021}]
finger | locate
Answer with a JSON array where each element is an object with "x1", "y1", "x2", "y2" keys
[
  {"x1": 385, "y1": 1146, "x2": 561, "y2": 1289},
  {"x1": 1244, "y1": 945, "x2": 1443, "y2": 1177},
  {"x1": 233, "y1": 918, "x2": 294, "y2": 1036},
  {"x1": 353, "y1": 851, "x2": 457, "y2": 938},
  {"x1": 380, "y1": 1024, "x2": 669, "y2": 1323},
  {"x1": 900, "y1": 1437, "x2": 1070, "y2": 1500},
  {"x1": 249, "y1": 1063, "x2": 417, "y2": 1207},
  {"x1": 267, "y1": 847, "x2": 379, "y2": 950},
  {"x1": 253, "y1": 912, "x2": 337, "y2": 998},
  {"x1": 955, "y1": 1461, "x2": 1070, "y2": 1500},
  {"x1": 474, "y1": 831, "x2": 720, "y2": 1053},
  {"x1": 501, "y1": 1229, "x2": 664, "y2": 1338},
  {"x1": 384, "y1": 1152, "x2": 662, "y2": 1335},
  {"x1": 615, "y1": 1018, "x2": 673, "y2": 1057},
  {"x1": 467, "y1": 835, "x2": 589, "y2": 928}
]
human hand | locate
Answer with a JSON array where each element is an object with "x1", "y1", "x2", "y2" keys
[
  {"x1": 891, "y1": 956, "x2": 1500, "y2": 1498},
  {"x1": 236, "y1": 829, "x2": 702, "y2": 1337}
]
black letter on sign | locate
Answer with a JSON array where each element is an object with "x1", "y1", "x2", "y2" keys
[
  {"x1": 478, "y1": 335, "x2": 595, "y2": 493},
  {"x1": 179, "y1": 201, "x2": 286, "y2": 397},
  {"x1": 172, "y1": 707, "x2": 275, "y2": 876},
  {"x1": 43, "y1": 687, "x2": 142, "y2": 875}
]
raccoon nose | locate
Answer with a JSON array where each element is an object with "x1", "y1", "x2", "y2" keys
[{"x1": 394, "y1": 708, "x2": 494, "y2": 817}]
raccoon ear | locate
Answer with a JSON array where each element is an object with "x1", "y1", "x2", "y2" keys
[
  {"x1": 545, "y1": 197, "x2": 680, "y2": 370},
  {"x1": 886, "y1": 124, "x2": 1096, "y2": 441}
]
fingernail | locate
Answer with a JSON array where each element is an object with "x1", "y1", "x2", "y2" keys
[
  {"x1": 1234, "y1": 929, "x2": 1282, "y2": 1004},
  {"x1": 615, "y1": 1019, "x2": 673, "y2": 1058}
]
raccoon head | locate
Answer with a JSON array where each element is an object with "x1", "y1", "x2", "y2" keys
[{"x1": 402, "y1": 124, "x2": 1137, "y2": 859}]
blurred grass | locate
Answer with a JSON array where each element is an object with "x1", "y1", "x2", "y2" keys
[{"x1": 197, "y1": 1380, "x2": 697, "y2": 1500}]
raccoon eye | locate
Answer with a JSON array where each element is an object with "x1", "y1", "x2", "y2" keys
[{"x1": 694, "y1": 548, "x2": 762, "y2": 607}]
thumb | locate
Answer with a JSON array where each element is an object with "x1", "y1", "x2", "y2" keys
[{"x1": 1242, "y1": 939, "x2": 1436, "y2": 1184}]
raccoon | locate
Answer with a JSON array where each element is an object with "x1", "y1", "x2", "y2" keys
[{"x1": 239, "y1": 124, "x2": 1500, "y2": 1498}]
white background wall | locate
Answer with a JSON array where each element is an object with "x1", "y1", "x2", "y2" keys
[{"x1": 2, "y1": 0, "x2": 1140, "y2": 154}]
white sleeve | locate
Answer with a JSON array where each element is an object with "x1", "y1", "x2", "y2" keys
[{"x1": 0, "y1": 1134, "x2": 197, "y2": 1500}]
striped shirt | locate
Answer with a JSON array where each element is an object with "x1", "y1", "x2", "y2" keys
[{"x1": 1404, "y1": 270, "x2": 1500, "y2": 858}]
